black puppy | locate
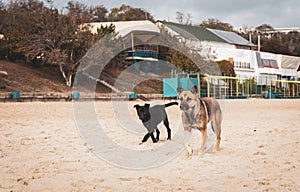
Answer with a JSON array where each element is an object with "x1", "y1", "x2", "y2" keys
[{"x1": 134, "y1": 102, "x2": 178, "y2": 144}]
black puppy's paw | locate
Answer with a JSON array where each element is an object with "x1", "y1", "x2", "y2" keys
[{"x1": 151, "y1": 135, "x2": 158, "y2": 143}]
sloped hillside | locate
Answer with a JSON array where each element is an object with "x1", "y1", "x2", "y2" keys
[
  {"x1": 0, "y1": 60, "x2": 71, "y2": 93},
  {"x1": 0, "y1": 60, "x2": 163, "y2": 94}
]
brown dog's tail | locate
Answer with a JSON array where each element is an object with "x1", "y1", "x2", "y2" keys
[{"x1": 165, "y1": 102, "x2": 178, "y2": 108}]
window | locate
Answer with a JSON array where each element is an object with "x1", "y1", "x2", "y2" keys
[
  {"x1": 260, "y1": 59, "x2": 278, "y2": 68},
  {"x1": 234, "y1": 61, "x2": 251, "y2": 69},
  {"x1": 256, "y1": 52, "x2": 278, "y2": 68}
]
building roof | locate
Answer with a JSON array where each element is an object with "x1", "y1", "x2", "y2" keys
[
  {"x1": 281, "y1": 55, "x2": 300, "y2": 70},
  {"x1": 87, "y1": 20, "x2": 160, "y2": 37},
  {"x1": 207, "y1": 28, "x2": 256, "y2": 47},
  {"x1": 160, "y1": 21, "x2": 226, "y2": 42},
  {"x1": 159, "y1": 21, "x2": 256, "y2": 48}
]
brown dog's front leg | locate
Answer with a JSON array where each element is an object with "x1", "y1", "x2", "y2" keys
[
  {"x1": 199, "y1": 129, "x2": 207, "y2": 155},
  {"x1": 183, "y1": 130, "x2": 193, "y2": 156}
]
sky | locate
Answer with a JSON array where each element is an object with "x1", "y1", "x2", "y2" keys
[{"x1": 2, "y1": 0, "x2": 300, "y2": 28}]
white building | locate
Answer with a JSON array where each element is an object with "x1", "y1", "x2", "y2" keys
[
  {"x1": 158, "y1": 21, "x2": 300, "y2": 84},
  {"x1": 268, "y1": 27, "x2": 300, "y2": 34},
  {"x1": 279, "y1": 55, "x2": 300, "y2": 80},
  {"x1": 85, "y1": 20, "x2": 160, "y2": 63},
  {"x1": 85, "y1": 20, "x2": 300, "y2": 83},
  {"x1": 214, "y1": 47, "x2": 300, "y2": 81}
]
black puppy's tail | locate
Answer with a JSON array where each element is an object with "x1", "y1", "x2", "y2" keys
[{"x1": 165, "y1": 102, "x2": 178, "y2": 108}]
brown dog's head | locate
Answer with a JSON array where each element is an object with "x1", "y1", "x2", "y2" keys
[{"x1": 177, "y1": 86, "x2": 198, "y2": 111}]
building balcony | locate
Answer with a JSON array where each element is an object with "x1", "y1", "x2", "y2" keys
[{"x1": 126, "y1": 50, "x2": 158, "y2": 61}]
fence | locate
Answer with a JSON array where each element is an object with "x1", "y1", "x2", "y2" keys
[
  {"x1": 270, "y1": 80, "x2": 300, "y2": 98},
  {"x1": 0, "y1": 92, "x2": 72, "y2": 102},
  {"x1": 201, "y1": 76, "x2": 300, "y2": 99},
  {"x1": 163, "y1": 74, "x2": 300, "y2": 99}
]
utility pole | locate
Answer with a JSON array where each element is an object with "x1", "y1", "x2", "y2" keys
[
  {"x1": 141, "y1": 8, "x2": 148, "y2": 20},
  {"x1": 257, "y1": 32, "x2": 261, "y2": 52}
]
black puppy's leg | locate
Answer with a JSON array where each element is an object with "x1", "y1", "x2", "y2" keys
[
  {"x1": 140, "y1": 133, "x2": 151, "y2": 144},
  {"x1": 164, "y1": 117, "x2": 172, "y2": 140},
  {"x1": 156, "y1": 129, "x2": 160, "y2": 141},
  {"x1": 150, "y1": 132, "x2": 158, "y2": 143}
]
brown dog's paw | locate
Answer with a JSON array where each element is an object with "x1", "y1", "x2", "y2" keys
[
  {"x1": 186, "y1": 146, "x2": 193, "y2": 157},
  {"x1": 199, "y1": 149, "x2": 205, "y2": 155}
]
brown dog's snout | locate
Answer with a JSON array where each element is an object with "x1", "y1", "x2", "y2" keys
[{"x1": 180, "y1": 103, "x2": 189, "y2": 110}]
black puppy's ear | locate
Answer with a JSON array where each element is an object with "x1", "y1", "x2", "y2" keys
[
  {"x1": 191, "y1": 86, "x2": 198, "y2": 95},
  {"x1": 134, "y1": 104, "x2": 140, "y2": 108},
  {"x1": 145, "y1": 103, "x2": 150, "y2": 109},
  {"x1": 177, "y1": 87, "x2": 183, "y2": 95}
]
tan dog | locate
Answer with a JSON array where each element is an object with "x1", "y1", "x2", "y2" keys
[{"x1": 177, "y1": 87, "x2": 222, "y2": 155}]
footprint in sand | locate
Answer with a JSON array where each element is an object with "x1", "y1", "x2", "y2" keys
[
  {"x1": 138, "y1": 176, "x2": 162, "y2": 183},
  {"x1": 225, "y1": 175, "x2": 235, "y2": 179},
  {"x1": 92, "y1": 178, "x2": 105, "y2": 183},
  {"x1": 0, "y1": 149, "x2": 7, "y2": 158},
  {"x1": 253, "y1": 151, "x2": 267, "y2": 155},
  {"x1": 17, "y1": 177, "x2": 29, "y2": 186},
  {"x1": 20, "y1": 137, "x2": 35, "y2": 145},
  {"x1": 119, "y1": 177, "x2": 134, "y2": 181}
]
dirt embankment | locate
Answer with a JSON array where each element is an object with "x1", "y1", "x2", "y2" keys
[
  {"x1": 0, "y1": 60, "x2": 71, "y2": 93},
  {"x1": 0, "y1": 60, "x2": 163, "y2": 94}
]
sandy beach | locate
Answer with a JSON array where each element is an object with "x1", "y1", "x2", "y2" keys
[{"x1": 0, "y1": 99, "x2": 300, "y2": 191}]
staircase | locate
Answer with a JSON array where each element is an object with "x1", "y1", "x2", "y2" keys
[
  {"x1": 96, "y1": 79, "x2": 121, "y2": 93},
  {"x1": 80, "y1": 71, "x2": 122, "y2": 93}
]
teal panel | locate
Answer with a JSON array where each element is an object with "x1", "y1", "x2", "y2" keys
[
  {"x1": 178, "y1": 78, "x2": 187, "y2": 90},
  {"x1": 129, "y1": 93, "x2": 137, "y2": 99},
  {"x1": 163, "y1": 78, "x2": 198, "y2": 97},
  {"x1": 11, "y1": 91, "x2": 20, "y2": 99},
  {"x1": 72, "y1": 92, "x2": 80, "y2": 99},
  {"x1": 187, "y1": 78, "x2": 198, "y2": 90},
  {"x1": 163, "y1": 78, "x2": 178, "y2": 97}
]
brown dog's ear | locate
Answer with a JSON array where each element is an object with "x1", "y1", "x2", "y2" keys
[
  {"x1": 191, "y1": 86, "x2": 198, "y2": 95},
  {"x1": 177, "y1": 87, "x2": 184, "y2": 95},
  {"x1": 134, "y1": 104, "x2": 140, "y2": 108},
  {"x1": 145, "y1": 103, "x2": 150, "y2": 109}
]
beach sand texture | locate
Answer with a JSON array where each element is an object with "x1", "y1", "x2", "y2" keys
[{"x1": 0, "y1": 99, "x2": 299, "y2": 191}]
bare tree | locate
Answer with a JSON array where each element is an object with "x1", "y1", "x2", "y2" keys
[
  {"x1": 186, "y1": 13, "x2": 192, "y2": 25},
  {"x1": 176, "y1": 11, "x2": 184, "y2": 24},
  {"x1": 176, "y1": 12, "x2": 192, "y2": 25}
]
